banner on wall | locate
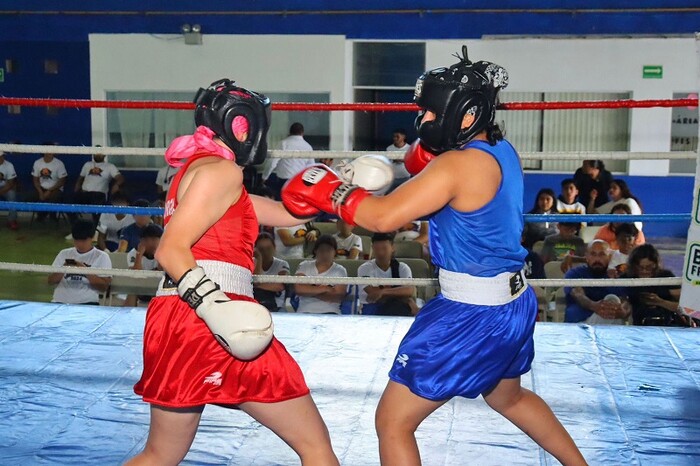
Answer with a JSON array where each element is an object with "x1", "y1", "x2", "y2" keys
[{"x1": 680, "y1": 33, "x2": 700, "y2": 317}]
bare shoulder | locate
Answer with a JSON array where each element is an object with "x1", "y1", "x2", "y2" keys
[
  {"x1": 177, "y1": 157, "x2": 243, "y2": 199},
  {"x1": 434, "y1": 147, "x2": 501, "y2": 179}
]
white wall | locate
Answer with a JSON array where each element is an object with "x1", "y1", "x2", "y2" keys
[
  {"x1": 427, "y1": 38, "x2": 697, "y2": 175},
  {"x1": 89, "y1": 34, "x2": 347, "y2": 149}
]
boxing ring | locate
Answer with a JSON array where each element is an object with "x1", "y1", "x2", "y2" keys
[
  {"x1": 1, "y1": 300, "x2": 698, "y2": 465},
  {"x1": 0, "y1": 92, "x2": 699, "y2": 465}
]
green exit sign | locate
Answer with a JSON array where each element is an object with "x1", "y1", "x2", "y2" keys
[{"x1": 643, "y1": 65, "x2": 663, "y2": 79}]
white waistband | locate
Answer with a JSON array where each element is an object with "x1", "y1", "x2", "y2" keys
[
  {"x1": 157, "y1": 260, "x2": 254, "y2": 298},
  {"x1": 438, "y1": 268, "x2": 528, "y2": 306}
]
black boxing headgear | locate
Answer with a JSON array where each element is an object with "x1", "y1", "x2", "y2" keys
[
  {"x1": 194, "y1": 79, "x2": 271, "y2": 166},
  {"x1": 414, "y1": 46, "x2": 508, "y2": 153}
]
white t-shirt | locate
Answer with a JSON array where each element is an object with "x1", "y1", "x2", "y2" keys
[
  {"x1": 608, "y1": 250, "x2": 629, "y2": 273},
  {"x1": 266, "y1": 135, "x2": 315, "y2": 180},
  {"x1": 386, "y1": 143, "x2": 411, "y2": 179},
  {"x1": 156, "y1": 165, "x2": 180, "y2": 192},
  {"x1": 596, "y1": 197, "x2": 643, "y2": 230},
  {"x1": 333, "y1": 233, "x2": 363, "y2": 258},
  {"x1": 258, "y1": 257, "x2": 290, "y2": 309},
  {"x1": 97, "y1": 213, "x2": 135, "y2": 244},
  {"x1": 79, "y1": 161, "x2": 120, "y2": 194},
  {"x1": 556, "y1": 199, "x2": 587, "y2": 227},
  {"x1": 51, "y1": 247, "x2": 112, "y2": 304},
  {"x1": 0, "y1": 159, "x2": 17, "y2": 189},
  {"x1": 32, "y1": 157, "x2": 67, "y2": 190},
  {"x1": 296, "y1": 261, "x2": 347, "y2": 314},
  {"x1": 127, "y1": 248, "x2": 159, "y2": 271},
  {"x1": 357, "y1": 259, "x2": 413, "y2": 305},
  {"x1": 275, "y1": 224, "x2": 307, "y2": 259}
]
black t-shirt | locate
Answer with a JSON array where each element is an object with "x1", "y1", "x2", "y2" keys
[
  {"x1": 573, "y1": 167, "x2": 614, "y2": 208},
  {"x1": 524, "y1": 249, "x2": 545, "y2": 279},
  {"x1": 622, "y1": 269, "x2": 680, "y2": 326}
]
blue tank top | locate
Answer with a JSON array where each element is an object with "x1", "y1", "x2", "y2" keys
[{"x1": 429, "y1": 139, "x2": 527, "y2": 277}]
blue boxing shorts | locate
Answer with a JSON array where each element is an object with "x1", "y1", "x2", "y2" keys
[{"x1": 388, "y1": 286, "x2": 537, "y2": 401}]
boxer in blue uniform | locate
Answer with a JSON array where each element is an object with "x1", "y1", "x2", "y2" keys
[{"x1": 282, "y1": 47, "x2": 587, "y2": 465}]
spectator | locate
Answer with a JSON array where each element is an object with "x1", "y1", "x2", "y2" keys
[
  {"x1": 333, "y1": 219, "x2": 362, "y2": 259},
  {"x1": 294, "y1": 234, "x2": 347, "y2": 314},
  {"x1": 274, "y1": 222, "x2": 317, "y2": 259},
  {"x1": 522, "y1": 232, "x2": 545, "y2": 280},
  {"x1": 564, "y1": 240, "x2": 629, "y2": 324},
  {"x1": 117, "y1": 199, "x2": 156, "y2": 252},
  {"x1": 150, "y1": 199, "x2": 165, "y2": 228},
  {"x1": 263, "y1": 122, "x2": 315, "y2": 199},
  {"x1": 622, "y1": 244, "x2": 693, "y2": 327},
  {"x1": 74, "y1": 149, "x2": 124, "y2": 205},
  {"x1": 540, "y1": 221, "x2": 586, "y2": 264},
  {"x1": 556, "y1": 178, "x2": 586, "y2": 215},
  {"x1": 96, "y1": 192, "x2": 135, "y2": 251},
  {"x1": 48, "y1": 220, "x2": 112, "y2": 305},
  {"x1": 522, "y1": 188, "x2": 558, "y2": 248},
  {"x1": 30, "y1": 144, "x2": 67, "y2": 222},
  {"x1": 573, "y1": 159, "x2": 613, "y2": 209},
  {"x1": 253, "y1": 232, "x2": 290, "y2": 312},
  {"x1": 386, "y1": 128, "x2": 411, "y2": 192},
  {"x1": 0, "y1": 151, "x2": 19, "y2": 230},
  {"x1": 155, "y1": 164, "x2": 180, "y2": 200},
  {"x1": 594, "y1": 203, "x2": 645, "y2": 250},
  {"x1": 607, "y1": 223, "x2": 639, "y2": 278},
  {"x1": 123, "y1": 224, "x2": 163, "y2": 307},
  {"x1": 590, "y1": 179, "x2": 643, "y2": 231},
  {"x1": 358, "y1": 233, "x2": 417, "y2": 316}
]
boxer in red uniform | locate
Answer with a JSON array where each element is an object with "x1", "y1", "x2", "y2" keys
[{"x1": 127, "y1": 80, "x2": 339, "y2": 466}]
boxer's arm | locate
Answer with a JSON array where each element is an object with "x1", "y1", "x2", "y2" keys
[
  {"x1": 250, "y1": 194, "x2": 314, "y2": 228},
  {"x1": 155, "y1": 160, "x2": 243, "y2": 281}
]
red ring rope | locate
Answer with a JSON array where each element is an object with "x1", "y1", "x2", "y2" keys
[{"x1": 0, "y1": 97, "x2": 696, "y2": 111}]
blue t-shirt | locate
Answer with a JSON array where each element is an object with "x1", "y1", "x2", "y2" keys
[
  {"x1": 119, "y1": 223, "x2": 160, "y2": 252},
  {"x1": 564, "y1": 265, "x2": 626, "y2": 323}
]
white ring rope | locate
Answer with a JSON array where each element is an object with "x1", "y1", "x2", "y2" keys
[
  {"x1": 0, "y1": 262, "x2": 681, "y2": 288},
  {"x1": 0, "y1": 144, "x2": 695, "y2": 161}
]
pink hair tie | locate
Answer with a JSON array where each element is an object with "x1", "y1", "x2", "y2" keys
[{"x1": 164, "y1": 126, "x2": 235, "y2": 168}]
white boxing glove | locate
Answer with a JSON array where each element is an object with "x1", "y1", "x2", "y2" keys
[
  {"x1": 178, "y1": 266, "x2": 274, "y2": 360},
  {"x1": 335, "y1": 154, "x2": 394, "y2": 193}
]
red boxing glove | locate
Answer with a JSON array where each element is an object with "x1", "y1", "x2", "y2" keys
[
  {"x1": 404, "y1": 140, "x2": 438, "y2": 176},
  {"x1": 282, "y1": 165, "x2": 370, "y2": 225}
]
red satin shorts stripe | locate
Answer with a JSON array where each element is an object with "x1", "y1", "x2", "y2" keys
[{"x1": 134, "y1": 293, "x2": 309, "y2": 408}]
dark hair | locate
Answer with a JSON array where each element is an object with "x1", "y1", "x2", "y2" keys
[
  {"x1": 609, "y1": 203, "x2": 633, "y2": 233},
  {"x1": 312, "y1": 234, "x2": 337, "y2": 257},
  {"x1": 289, "y1": 122, "x2": 304, "y2": 135},
  {"x1": 584, "y1": 159, "x2": 606, "y2": 171},
  {"x1": 110, "y1": 192, "x2": 129, "y2": 205},
  {"x1": 371, "y1": 232, "x2": 395, "y2": 244},
  {"x1": 626, "y1": 244, "x2": 662, "y2": 277},
  {"x1": 71, "y1": 220, "x2": 96, "y2": 240},
  {"x1": 614, "y1": 222, "x2": 639, "y2": 239},
  {"x1": 140, "y1": 224, "x2": 163, "y2": 239},
  {"x1": 393, "y1": 128, "x2": 407, "y2": 136},
  {"x1": 485, "y1": 122, "x2": 504, "y2": 145},
  {"x1": 529, "y1": 188, "x2": 557, "y2": 214},
  {"x1": 255, "y1": 232, "x2": 275, "y2": 247},
  {"x1": 132, "y1": 199, "x2": 150, "y2": 208},
  {"x1": 561, "y1": 178, "x2": 576, "y2": 188},
  {"x1": 611, "y1": 179, "x2": 643, "y2": 211}
]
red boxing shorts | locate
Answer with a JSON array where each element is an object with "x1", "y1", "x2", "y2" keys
[{"x1": 134, "y1": 293, "x2": 309, "y2": 408}]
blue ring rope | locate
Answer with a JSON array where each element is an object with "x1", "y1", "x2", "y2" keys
[{"x1": 0, "y1": 202, "x2": 691, "y2": 223}]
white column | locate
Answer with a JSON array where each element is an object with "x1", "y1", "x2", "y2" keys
[{"x1": 628, "y1": 89, "x2": 672, "y2": 176}]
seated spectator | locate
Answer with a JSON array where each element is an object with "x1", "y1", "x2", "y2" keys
[
  {"x1": 155, "y1": 164, "x2": 180, "y2": 200},
  {"x1": 395, "y1": 221, "x2": 421, "y2": 241},
  {"x1": 74, "y1": 149, "x2": 124, "y2": 205},
  {"x1": 30, "y1": 145, "x2": 67, "y2": 222},
  {"x1": 358, "y1": 233, "x2": 417, "y2": 316},
  {"x1": 594, "y1": 203, "x2": 645, "y2": 250},
  {"x1": 150, "y1": 199, "x2": 165, "y2": 228},
  {"x1": 564, "y1": 240, "x2": 630, "y2": 324},
  {"x1": 522, "y1": 188, "x2": 558, "y2": 248},
  {"x1": 48, "y1": 220, "x2": 112, "y2": 305},
  {"x1": 590, "y1": 179, "x2": 643, "y2": 231},
  {"x1": 118, "y1": 199, "x2": 156, "y2": 252},
  {"x1": 540, "y1": 221, "x2": 586, "y2": 264},
  {"x1": 573, "y1": 159, "x2": 613, "y2": 209},
  {"x1": 556, "y1": 178, "x2": 586, "y2": 231},
  {"x1": 386, "y1": 128, "x2": 411, "y2": 192},
  {"x1": 96, "y1": 193, "x2": 134, "y2": 251},
  {"x1": 294, "y1": 235, "x2": 347, "y2": 314},
  {"x1": 607, "y1": 223, "x2": 639, "y2": 278},
  {"x1": 253, "y1": 232, "x2": 290, "y2": 312},
  {"x1": 333, "y1": 219, "x2": 362, "y2": 259},
  {"x1": 123, "y1": 224, "x2": 163, "y2": 307},
  {"x1": 275, "y1": 222, "x2": 317, "y2": 259},
  {"x1": 622, "y1": 244, "x2": 692, "y2": 327},
  {"x1": 0, "y1": 151, "x2": 19, "y2": 230},
  {"x1": 522, "y1": 232, "x2": 545, "y2": 280}
]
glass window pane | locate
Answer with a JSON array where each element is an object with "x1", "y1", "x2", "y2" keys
[{"x1": 353, "y1": 42, "x2": 425, "y2": 87}]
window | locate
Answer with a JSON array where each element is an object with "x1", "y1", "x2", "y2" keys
[
  {"x1": 670, "y1": 92, "x2": 698, "y2": 174},
  {"x1": 5, "y1": 59, "x2": 18, "y2": 73},
  {"x1": 7, "y1": 105, "x2": 20, "y2": 115},
  {"x1": 353, "y1": 42, "x2": 425, "y2": 88},
  {"x1": 44, "y1": 59, "x2": 59, "y2": 74}
]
